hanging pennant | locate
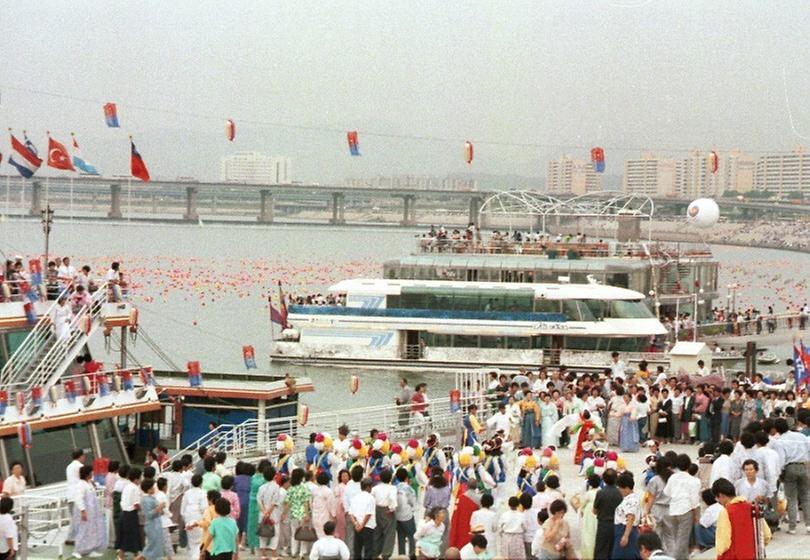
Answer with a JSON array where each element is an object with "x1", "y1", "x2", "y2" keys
[
  {"x1": 707, "y1": 151, "x2": 719, "y2": 174},
  {"x1": 297, "y1": 403, "x2": 309, "y2": 426},
  {"x1": 22, "y1": 301, "x2": 36, "y2": 325},
  {"x1": 225, "y1": 119, "x2": 236, "y2": 142},
  {"x1": 242, "y1": 346, "x2": 257, "y2": 369},
  {"x1": 104, "y1": 103, "x2": 120, "y2": 128},
  {"x1": 450, "y1": 389, "x2": 461, "y2": 413},
  {"x1": 17, "y1": 423, "x2": 32, "y2": 449},
  {"x1": 349, "y1": 375, "x2": 360, "y2": 394},
  {"x1": 0, "y1": 391, "x2": 7, "y2": 416},
  {"x1": 591, "y1": 147, "x2": 605, "y2": 173},
  {"x1": 121, "y1": 370, "x2": 134, "y2": 391},
  {"x1": 347, "y1": 131, "x2": 360, "y2": 156},
  {"x1": 97, "y1": 374, "x2": 110, "y2": 397},
  {"x1": 64, "y1": 380, "x2": 77, "y2": 403},
  {"x1": 15, "y1": 391, "x2": 24, "y2": 413},
  {"x1": 464, "y1": 141, "x2": 474, "y2": 165},
  {"x1": 48, "y1": 386, "x2": 59, "y2": 405},
  {"x1": 140, "y1": 367, "x2": 156, "y2": 387}
]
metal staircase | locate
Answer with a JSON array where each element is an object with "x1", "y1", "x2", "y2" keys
[
  {"x1": 0, "y1": 289, "x2": 70, "y2": 388},
  {"x1": 4, "y1": 283, "x2": 111, "y2": 397}
]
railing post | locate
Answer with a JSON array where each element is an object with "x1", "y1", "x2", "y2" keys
[{"x1": 19, "y1": 504, "x2": 28, "y2": 560}]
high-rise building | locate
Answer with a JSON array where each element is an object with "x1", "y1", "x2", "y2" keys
[
  {"x1": 723, "y1": 151, "x2": 755, "y2": 193},
  {"x1": 221, "y1": 152, "x2": 292, "y2": 184},
  {"x1": 754, "y1": 148, "x2": 810, "y2": 196},
  {"x1": 622, "y1": 155, "x2": 678, "y2": 197},
  {"x1": 678, "y1": 151, "x2": 722, "y2": 199},
  {"x1": 546, "y1": 156, "x2": 601, "y2": 196}
]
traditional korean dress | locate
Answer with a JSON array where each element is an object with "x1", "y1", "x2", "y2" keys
[
  {"x1": 142, "y1": 494, "x2": 165, "y2": 560},
  {"x1": 72, "y1": 480, "x2": 108, "y2": 556}
]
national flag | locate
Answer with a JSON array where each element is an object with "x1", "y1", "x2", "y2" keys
[
  {"x1": 71, "y1": 134, "x2": 99, "y2": 175},
  {"x1": 794, "y1": 342, "x2": 810, "y2": 387},
  {"x1": 46, "y1": 135, "x2": 75, "y2": 171},
  {"x1": 269, "y1": 296, "x2": 289, "y2": 329},
  {"x1": 8, "y1": 133, "x2": 42, "y2": 178},
  {"x1": 347, "y1": 130, "x2": 360, "y2": 156},
  {"x1": 104, "y1": 103, "x2": 120, "y2": 127},
  {"x1": 130, "y1": 139, "x2": 150, "y2": 182}
]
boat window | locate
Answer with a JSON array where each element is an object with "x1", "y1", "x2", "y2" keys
[
  {"x1": 584, "y1": 300, "x2": 606, "y2": 320},
  {"x1": 562, "y1": 300, "x2": 596, "y2": 321},
  {"x1": 608, "y1": 300, "x2": 654, "y2": 319},
  {"x1": 534, "y1": 298, "x2": 561, "y2": 313},
  {"x1": 480, "y1": 336, "x2": 504, "y2": 348},
  {"x1": 611, "y1": 273, "x2": 630, "y2": 288},
  {"x1": 453, "y1": 335, "x2": 479, "y2": 348},
  {"x1": 531, "y1": 335, "x2": 552, "y2": 349},
  {"x1": 386, "y1": 295, "x2": 400, "y2": 308},
  {"x1": 564, "y1": 336, "x2": 598, "y2": 351},
  {"x1": 505, "y1": 336, "x2": 530, "y2": 349}
]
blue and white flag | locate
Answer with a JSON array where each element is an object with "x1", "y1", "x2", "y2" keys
[{"x1": 71, "y1": 134, "x2": 99, "y2": 175}]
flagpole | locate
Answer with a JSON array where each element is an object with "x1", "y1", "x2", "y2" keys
[
  {"x1": 127, "y1": 176, "x2": 132, "y2": 222},
  {"x1": 69, "y1": 175, "x2": 74, "y2": 225},
  {"x1": 4, "y1": 174, "x2": 9, "y2": 220}
]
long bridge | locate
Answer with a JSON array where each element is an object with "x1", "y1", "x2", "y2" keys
[{"x1": 0, "y1": 175, "x2": 807, "y2": 227}]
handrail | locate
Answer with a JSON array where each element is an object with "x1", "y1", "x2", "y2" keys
[
  {"x1": 6, "y1": 282, "x2": 109, "y2": 395},
  {"x1": 0, "y1": 282, "x2": 73, "y2": 387}
]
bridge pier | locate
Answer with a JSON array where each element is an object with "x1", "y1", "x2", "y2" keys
[
  {"x1": 109, "y1": 184, "x2": 123, "y2": 219},
  {"x1": 29, "y1": 181, "x2": 42, "y2": 216},
  {"x1": 330, "y1": 192, "x2": 345, "y2": 224},
  {"x1": 258, "y1": 190, "x2": 274, "y2": 223},
  {"x1": 183, "y1": 186, "x2": 199, "y2": 221},
  {"x1": 468, "y1": 196, "x2": 488, "y2": 229},
  {"x1": 401, "y1": 195, "x2": 417, "y2": 226}
]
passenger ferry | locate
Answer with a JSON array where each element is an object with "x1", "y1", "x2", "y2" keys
[{"x1": 272, "y1": 278, "x2": 668, "y2": 368}]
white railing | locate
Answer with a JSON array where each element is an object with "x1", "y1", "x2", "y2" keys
[
  {"x1": 0, "y1": 284, "x2": 73, "y2": 387},
  {"x1": 15, "y1": 485, "x2": 105, "y2": 560},
  {"x1": 7, "y1": 282, "x2": 109, "y2": 396},
  {"x1": 170, "y1": 395, "x2": 485, "y2": 465}
]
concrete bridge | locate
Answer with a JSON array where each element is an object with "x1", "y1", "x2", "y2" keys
[{"x1": 3, "y1": 175, "x2": 808, "y2": 227}]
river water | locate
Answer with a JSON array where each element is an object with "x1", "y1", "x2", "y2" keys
[{"x1": 2, "y1": 218, "x2": 808, "y2": 411}]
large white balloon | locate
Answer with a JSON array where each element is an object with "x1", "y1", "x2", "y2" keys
[{"x1": 686, "y1": 198, "x2": 720, "y2": 228}]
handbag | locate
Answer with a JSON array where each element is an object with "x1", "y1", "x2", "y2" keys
[
  {"x1": 257, "y1": 518, "x2": 275, "y2": 538},
  {"x1": 294, "y1": 521, "x2": 318, "y2": 542},
  {"x1": 688, "y1": 421, "x2": 698, "y2": 437}
]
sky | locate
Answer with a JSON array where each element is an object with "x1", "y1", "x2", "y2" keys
[{"x1": 1, "y1": 1, "x2": 810, "y2": 184}]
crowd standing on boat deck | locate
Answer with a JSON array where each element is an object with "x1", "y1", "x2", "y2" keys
[{"x1": 19, "y1": 357, "x2": 803, "y2": 560}]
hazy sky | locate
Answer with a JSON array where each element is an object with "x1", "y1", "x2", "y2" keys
[{"x1": 2, "y1": 1, "x2": 810, "y2": 183}]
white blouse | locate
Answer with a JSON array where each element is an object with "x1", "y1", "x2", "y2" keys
[{"x1": 614, "y1": 492, "x2": 641, "y2": 526}]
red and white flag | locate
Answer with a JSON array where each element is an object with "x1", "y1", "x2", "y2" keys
[{"x1": 47, "y1": 135, "x2": 75, "y2": 171}]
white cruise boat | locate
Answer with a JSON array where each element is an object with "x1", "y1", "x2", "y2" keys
[{"x1": 272, "y1": 278, "x2": 668, "y2": 368}]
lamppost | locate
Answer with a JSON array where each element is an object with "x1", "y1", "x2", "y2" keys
[
  {"x1": 693, "y1": 288, "x2": 705, "y2": 342},
  {"x1": 727, "y1": 283, "x2": 739, "y2": 314},
  {"x1": 41, "y1": 204, "x2": 54, "y2": 270}
]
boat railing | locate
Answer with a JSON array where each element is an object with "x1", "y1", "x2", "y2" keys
[
  {"x1": 685, "y1": 312, "x2": 806, "y2": 342},
  {"x1": 0, "y1": 282, "x2": 74, "y2": 388},
  {"x1": 288, "y1": 305, "x2": 568, "y2": 323},
  {"x1": 7, "y1": 282, "x2": 110, "y2": 397},
  {"x1": 14, "y1": 484, "x2": 105, "y2": 559},
  {"x1": 170, "y1": 396, "x2": 486, "y2": 466}
]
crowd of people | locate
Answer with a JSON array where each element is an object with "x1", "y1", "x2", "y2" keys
[{"x1": 15, "y1": 356, "x2": 799, "y2": 560}]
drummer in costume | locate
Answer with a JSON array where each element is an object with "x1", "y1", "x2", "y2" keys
[
  {"x1": 423, "y1": 433, "x2": 448, "y2": 473},
  {"x1": 462, "y1": 404, "x2": 484, "y2": 446},
  {"x1": 309, "y1": 432, "x2": 336, "y2": 483}
]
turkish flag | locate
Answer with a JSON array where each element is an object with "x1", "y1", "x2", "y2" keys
[{"x1": 47, "y1": 136, "x2": 75, "y2": 171}]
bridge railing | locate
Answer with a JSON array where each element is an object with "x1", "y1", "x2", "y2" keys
[{"x1": 677, "y1": 313, "x2": 806, "y2": 342}]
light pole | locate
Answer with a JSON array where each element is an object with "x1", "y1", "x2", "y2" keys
[
  {"x1": 727, "y1": 283, "x2": 739, "y2": 314},
  {"x1": 693, "y1": 288, "x2": 705, "y2": 342},
  {"x1": 649, "y1": 290, "x2": 660, "y2": 320},
  {"x1": 41, "y1": 204, "x2": 54, "y2": 270}
]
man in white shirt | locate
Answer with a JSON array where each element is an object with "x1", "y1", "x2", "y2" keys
[
  {"x1": 65, "y1": 449, "x2": 85, "y2": 541},
  {"x1": 695, "y1": 489, "x2": 722, "y2": 551},
  {"x1": 663, "y1": 455, "x2": 701, "y2": 560},
  {"x1": 310, "y1": 520, "x2": 350, "y2": 560},
  {"x1": 710, "y1": 440, "x2": 735, "y2": 486},
  {"x1": 754, "y1": 431, "x2": 780, "y2": 498},
  {"x1": 2, "y1": 462, "x2": 26, "y2": 497},
  {"x1": 349, "y1": 478, "x2": 376, "y2": 560},
  {"x1": 181, "y1": 474, "x2": 208, "y2": 559},
  {"x1": 735, "y1": 460, "x2": 770, "y2": 504},
  {"x1": 342, "y1": 466, "x2": 364, "y2": 557},
  {"x1": 57, "y1": 257, "x2": 77, "y2": 289},
  {"x1": 0, "y1": 497, "x2": 19, "y2": 559},
  {"x1": 371, "y1": 470, "x2": 398, "y2": 559},
  {"x1": 486, "y1": 403, "x2": 511, "y2": 435},
  {"x1": 333, "y1": 425, "x2": 351, "y2": 460},
  {"x1": 610, "y1": 352, "x2": 626, "y2": 380}
]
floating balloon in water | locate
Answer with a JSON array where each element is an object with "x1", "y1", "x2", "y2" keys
[{"x1": 686, "y1": 198, "x2": 720, "y2": 228}]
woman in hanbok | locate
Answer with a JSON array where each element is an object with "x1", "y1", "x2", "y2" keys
[
  {"x1": 728, "y1": 390, "x2": 744, "y2": 441},
  {"x1": 655, "y1": 389, "x2": 673, "y2": 443},
  {"x1": 619, "y1": 394, "x2": 640, "y2": 453},
  {"x1": 333, "y1": 469, "x2": 350, "y2": 540},
  {"x1": 577, "y1": 474, "x2": 600, "y2": 560},
  {"x1": 606, "y1": 389, "x2": 625, "y2": 446},
  {"x1": 519, "y1": 392, "x2": 542, "y2": 449},
  {"x1": 741, "y1": 390, "x2": 757, "y2": 429},
  {"x1": 246, "y1": 459, "x2": 269, "y2": 552},
  {"x1": 311, "y1": 471, "x2": 336, "y2": 539},
  {"x1": 540, "y1": 393, "x2": 559, "y2": 448},
  {"x1": 72, "y1": 465, "x2": 108, "y2": 557},
  {"x1": 141, "y1": 478, "x2": 166, "y2": 560},
  {"x1": 52, "y1": 296, "x2": 72, "y2": 342},
  {"x1": 234, "y1": 462, "x2": 254, "y2": 547}
]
